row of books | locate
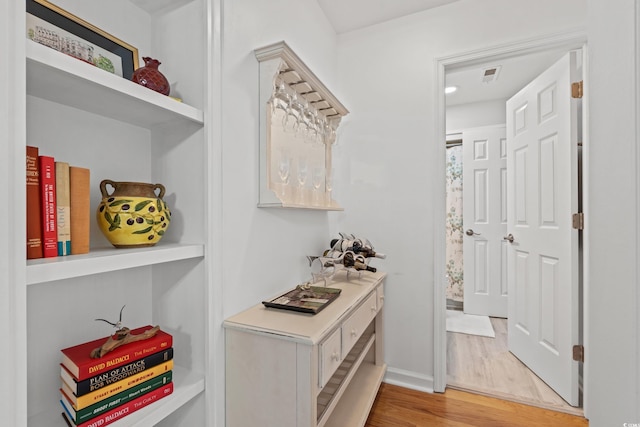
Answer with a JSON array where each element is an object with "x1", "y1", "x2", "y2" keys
[
  {"x1": 59, "y1": 326, "x2": 174, "y2": 427},
  {"x1": 26, "y1": 145, "x2": 91, "y2": 260}
]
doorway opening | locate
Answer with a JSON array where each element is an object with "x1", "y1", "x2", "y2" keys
[{"x1": 433, "y1": 30, "x2": 588, "y2": 416}]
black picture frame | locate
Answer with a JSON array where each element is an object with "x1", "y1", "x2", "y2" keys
[{"x1": 26, "y1": 0, "x2": 139, "y2": 79}]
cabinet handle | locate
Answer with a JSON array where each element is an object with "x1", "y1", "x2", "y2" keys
[
  {"x1": 371, "y1": 305, "x2": 376, "y2": 312},
  {"x1": 351, "y1": 329, "x2": 357, "y2": 337},
  {"x1": 332, "y1": 352, "x2": 339, "y2": 361}
]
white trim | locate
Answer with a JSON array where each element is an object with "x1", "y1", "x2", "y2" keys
[
  {"x1": 433, "y1": 28, "x2": 588, "y2": 401},
  {"x1": 580, "y1": 42, "x2": 591, "y2": 421},
  {"x1": 433, "y1": 57, "x2": 447, "y2": 393},
  {"x1": 208, "y1": 0, "x2": 225, "y2": 426},
  {"x1": 384, "y1": 367, "x2": 435, "y2": 393},
  {"x1": 635, "y1": 0, "x2": 640, "y2": 418},
  {"x1": 2, "y1": 0, "x2": 28, "y2": 424}
]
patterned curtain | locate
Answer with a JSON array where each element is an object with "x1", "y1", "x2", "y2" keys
[{"x1": 446, "y1": 145, "x2": 464, "y2": 302}]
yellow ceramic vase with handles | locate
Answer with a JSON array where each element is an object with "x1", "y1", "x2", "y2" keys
[{"x1": 96, "y1": 180, "x2": 171, "y2": 248}]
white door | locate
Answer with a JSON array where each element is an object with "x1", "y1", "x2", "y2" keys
[
  {"x1": 505, "y1": 51, "x2": 581, "y2": 406},
  {"x1": 462, "y1": 126, "x2": 508, "y2": 318}
]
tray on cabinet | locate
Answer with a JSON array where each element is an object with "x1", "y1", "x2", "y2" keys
[{"x1": 262, "y1": 285, "x2": 341, "y2": 314}]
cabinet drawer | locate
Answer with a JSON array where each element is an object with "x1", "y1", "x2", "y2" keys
[
  {"x1": 319, "y1": 327, "x2": 342, "y2": 388},
  {"x1": 377, "y1": 284, "x2": 385, "y2": 309},
  {"x1": 341, "y1": 292, "x2": 377, "y2": 358}
]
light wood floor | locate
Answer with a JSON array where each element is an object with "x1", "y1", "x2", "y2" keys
[
  {"x1": 447, "y1": 317, "x2": 583, "y2": 416},
  {"x1": 365, "y1": 383, "x2": 589, "y2": 426}
]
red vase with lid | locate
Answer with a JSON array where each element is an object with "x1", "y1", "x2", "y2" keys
[{"x1": 132, "y1": 57, "x2": 170, "y2": 96}]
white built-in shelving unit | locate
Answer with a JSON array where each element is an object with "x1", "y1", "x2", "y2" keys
[{"x1": 2, "y1": 0, "x2": 218, "y2": 425}]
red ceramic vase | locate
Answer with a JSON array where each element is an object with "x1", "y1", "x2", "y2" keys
[{"x1": 132, "y1": 57, "x2": 170, "y2": 96}]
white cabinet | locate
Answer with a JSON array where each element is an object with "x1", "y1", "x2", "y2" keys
[
  {"x1": 1, "y1": 0, "x2": 218, "y2": 425},
  {"x1": 224, "y1": 271, "x2": 386, "y2": 427}
]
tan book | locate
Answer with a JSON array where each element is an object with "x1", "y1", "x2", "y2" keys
[
  {"x1": 69, "y1": 166, "x2": 90, "y2": 255},
  {"x1": 55, "y1": 162, "x2": 71, "y2": 255}
]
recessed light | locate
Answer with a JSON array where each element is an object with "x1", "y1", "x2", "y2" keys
[{"x1": 445, "y1": 86, "x2": 458, "y2": 94}]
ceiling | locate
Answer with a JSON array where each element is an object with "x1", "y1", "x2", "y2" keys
[
  {"x1": 317, "y1": 0, "x2": 571, "y2": 107},
  {"x1": 317, "y1": 0, "x2": 460, "y2": 34},
  {"x1": 445, "y1": 47, "x2": 569, "y2": 106}
]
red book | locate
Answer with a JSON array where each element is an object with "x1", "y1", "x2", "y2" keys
[
  {"x1": 39, "y1": 155, "x2": 58, "y2": 257},
  {"x1": 61, "y1": 381, "x2": 174, "y2": 427},
  {"x1": 61, "y1": 326, "x2": 173, "y2": 381},
  {"x1": 26, "y1": 146, "x2": 43, "y2": 259}
]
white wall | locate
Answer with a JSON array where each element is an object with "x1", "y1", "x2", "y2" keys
[
  {"x1": 217, "y1": 0, "x2": 640, "y2": 424},
  {"x1": 446, "y1": 99, "x2": 506, "y2": 134},
  {"x1": 585, "y1": 0, "x2": 640, "y2": 424},
  {"x1": 217, "y1": 7, "x2": 341, "y2": 420},
  {"x1": 220, "y1": 1, "x2": 339, "y2": 319},
  {"x1": 333, "y1": 0, "x2": 587, "y2": 391}
]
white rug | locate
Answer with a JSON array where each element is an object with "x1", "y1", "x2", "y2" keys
[{"x1": 446, "y1": 310, "x2": 495, "y2": 338}]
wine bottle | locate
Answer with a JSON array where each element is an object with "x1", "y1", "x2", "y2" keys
[
  {"x1": 351, "y1": 240, "x2": 386, "y2": 259},
  {"x1": 329, "y1": 238, "x2": 386, "y2": 259},
  {"x1": 342, "y1": 251, "x2": 377, "y2": 272},
  {"x1": 321, "y1": 251, "x2": 376, "y2": 272}
]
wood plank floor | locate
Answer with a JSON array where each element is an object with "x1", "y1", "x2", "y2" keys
[
  {"x1": 365, "y1": 383, "x2": 589, "y2": 427},
  {"x1": 447, "y1": 317, "x2": 582, "y2": 415}
]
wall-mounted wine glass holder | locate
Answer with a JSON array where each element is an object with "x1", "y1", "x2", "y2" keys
[{"x1": 255, "y1": 41, "x2": 348, "y2": 210}]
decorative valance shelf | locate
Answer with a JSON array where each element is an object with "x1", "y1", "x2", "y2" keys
[{"x1": 255, "y1": 41, "x2": 348, "y2": 210}]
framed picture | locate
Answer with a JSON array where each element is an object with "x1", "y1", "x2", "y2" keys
[{"x1": 26, "y1": 0, "x2": 139, "y2": 79}]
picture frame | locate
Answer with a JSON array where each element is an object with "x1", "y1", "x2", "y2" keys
[{"x1": 26, "y1": 0, "x2": 139, "y2": 79}]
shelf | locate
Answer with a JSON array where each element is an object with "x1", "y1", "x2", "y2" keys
[
  {"x1": 317, "y1": 326, "x2": 375, "y2": 425},
  {"x1": 26, "y1": 243, "x2": 204, "y2": 285},
  {"x1": 130, "y1": 0, "x2": 194, "y2": 14},
  {"x1": 28, "y1": 366, "x2": 205, "y2": 427},
  {"x1": 322, "y1": 361, "x2": 386, "y2": 427},
  {"x1": 258, "y1": 200, "x2": 344, "y2": 211},
  {"x1": 255, "y1": 41, "x2": 347, "y2": 210},
  {"x1": 26, "y1": 41, "x2": 204, "y2": 129}
]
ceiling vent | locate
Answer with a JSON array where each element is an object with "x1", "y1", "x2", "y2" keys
[{"x1": 482, "y1": 65, "x2": 502, "y2": 84}]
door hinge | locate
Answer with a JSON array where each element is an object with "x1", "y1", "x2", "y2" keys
[
  {"x1": 573, "y1": 345, "x2": 584, "y2": 363},
  {"x1": 572, "y1": 212, "x2": 584, "y2": 230},
  {"x1": 572, "y1": 81, "x2": 583, "y2": 98}
]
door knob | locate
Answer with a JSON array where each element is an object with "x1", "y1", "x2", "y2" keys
[
  {"x1": 465, "y1": 229, "x2": 481, "y2": 236},
  {"x1": 503, "y1": 233, "x2": 515, "y2": 243}
]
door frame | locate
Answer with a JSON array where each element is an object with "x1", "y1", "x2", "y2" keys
[{"x1": 433, "y1": 29, "x2": 589, "y2": 411}]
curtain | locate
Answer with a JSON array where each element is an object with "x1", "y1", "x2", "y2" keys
[{"x1": 445, "y1": 145, "x2": 463, "y2": 302}]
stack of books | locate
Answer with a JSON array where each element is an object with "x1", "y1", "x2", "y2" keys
[
  {"x1": 26, "y1": 145, "x2": 91, "y2": 260},
  {"x1": 59, "y1": 326, "x2": 174, "y2": 427}
]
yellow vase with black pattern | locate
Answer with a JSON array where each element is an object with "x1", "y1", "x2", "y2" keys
[{"x1": 96, "y1": 180, "x2": 171, "y2": 248}]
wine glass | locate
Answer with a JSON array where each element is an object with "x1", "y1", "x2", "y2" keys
[
  {"x1": 271, "y1": 80, "x2": 290, "y2": 116},
  {"x1": 296, "y1": 156, "x2": 308, "y2": 204},
  {"x1": 282, "y1": 93, "x2": 299, "y2": 133},
  {"x1": 325, "y1": 168, "x2": 333, "y2": 206},
  {"x1": 278, "y1": 152, "x2": 290, "y2": 201},
  {"x1": 312, "y1": 166, "x2": 324, "y2": 205}
]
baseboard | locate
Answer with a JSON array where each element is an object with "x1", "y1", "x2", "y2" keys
[
  {"x1": 446, "y1": 299, "x2": 463, "y2": 311},
  {"x1": 383, "y1": 366, "x2": 435, "y2": 393}
]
